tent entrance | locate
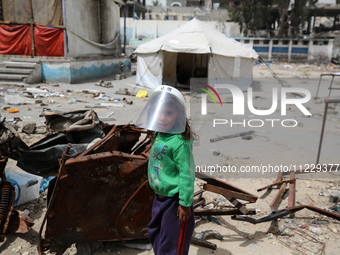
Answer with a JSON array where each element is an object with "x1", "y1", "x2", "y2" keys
[{"x1": 162, "y1": 52, "x2": 209, "y2": 87}]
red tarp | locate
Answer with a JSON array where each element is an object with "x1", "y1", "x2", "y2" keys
[
  {"x1": 0, "y1": 24, "x2": 64, "y2": 56},
  {"x1": 0, "y1": 24, "x2": 32, "y2": 55},
  {"x1": 34, "y1": 25, "x2": 64, "y2": 56}
]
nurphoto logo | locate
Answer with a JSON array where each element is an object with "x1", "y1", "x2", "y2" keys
[{"x1": 196, "y1": 82, "x2": 312, "y2": 128}]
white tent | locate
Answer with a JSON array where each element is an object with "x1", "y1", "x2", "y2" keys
[{"x1": 134, "y1": 18, "x2": 259, "y2": 90}]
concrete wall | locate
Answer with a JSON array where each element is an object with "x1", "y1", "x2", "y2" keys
[
  {"x1": 238, "y1": 38, "x2": 334, "y2": 63},
  {"x1": 41, "y1": 58, "x2": 130, "y2": 83}
]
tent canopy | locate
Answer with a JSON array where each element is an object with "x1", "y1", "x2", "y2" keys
[
  {"x1": 135, "y1": 18, "x2": 258, "y2": 58},
  {"x1": 134, "y1": 18, "x2": 259, "y2": 90}
]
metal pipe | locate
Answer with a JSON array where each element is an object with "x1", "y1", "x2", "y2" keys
[
  {"x1": 28, "y1": 0, "x2": 35, "y2": 57},
  {"x1": 316, "y1": 100, "x2": 329, "y2": 164},
  {"x1": 62, "y1": 0, "x2": 67, "y2": 57}
]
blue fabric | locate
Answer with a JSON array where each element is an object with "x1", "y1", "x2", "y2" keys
[{"x1": 40, "y1": 176, "x2": 55, "y2": 193}]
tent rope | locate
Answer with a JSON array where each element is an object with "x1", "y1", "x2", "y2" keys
[
  {"x1": 138, "y1": 45, "x2": 163, "y2": 86},
  {"x1": 258, "y1": 56, "x2": 290, "y2": 87},
  {"x1": 209, "y1": 46, "x2": 218, "y2": 84}
]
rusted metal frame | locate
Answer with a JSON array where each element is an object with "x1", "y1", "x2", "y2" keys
[
  {"x1": 194, "y1": 189, "x2": 204, "y2": 197},
  {"x1": 315, "y1": 73, "x2": 339, "y2": 99},
  {"x1": 193, "y1": 189, "x2": 205, "y2": 208},
  {"x1": 276, "y1": 171, "x2": 283, "y2": 182},
  {"x1": 269, "y1": 182, "x2": 287, "y2": 212},
  {"x1": 68, "y1": 150, "x2": 148, "y2": 165},
  {"x1": 203, "y1": 183, "x2": 257, "y2": 203},
  {"x1": 193, "y1": 198, "x2": 205, "y2": 209},
  {"x1": 38, "y1": 144, "x2": 71, "y2": 255},
  {"x1": 114, "y1": 179, "x2": 149, "y2": 243},
  {"x1": 205, "y1": 184, "x2": 248, "y2": 215},
  {"x1": 0, "y1": 182, "x2": 15, "y2": 241},
  {"x1": 316, "y1": 99, "x2": 340, "y2": 164},
  {"x1": 0, "y1": 156, "x2": 33, "y2": 241},
  {"x1": 41, "y1": 144, "x2": 152, "y2": 252},
  {"x1": 232, "y1": 204, "x2": 340, "y2": 224},
  {"x1": 288, "y1": 172, "x2": 296, "y2": 217},
  {"x1": 194, "y1": 208, "x2": 256, "y2": 216},
  {"x1": 196, "y1": 172, "x2": 258, "y2": 200},
  {"x1": 231, "y1": 210, "x2": 291, "y2": 224},
  {"x1": 275, "y1": 205, "x2": 340, "y2": 221},
  {"x1": 79, "y1": 125, "x2": 119, "y2": 156},
  {"x1": 257, "y1": 179, "x2": 295, "y2": 192},
  {"x1": 191, "y1": 237, "x2": 217, "y2": 250}
]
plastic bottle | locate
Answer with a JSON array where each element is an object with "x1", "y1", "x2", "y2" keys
[{"x1": 308, "y1": 226, "x2": 322, "y2": 235}]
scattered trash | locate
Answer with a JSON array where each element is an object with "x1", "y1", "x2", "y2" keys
[
  {"x1": 307, "y1": 226, "x2": 322, "y2": 235},
  {"x1": 4, "y1": 108, "x2": 20, "y2": 113},
  {"x1": 5, "y1": 169, "x2": 43, "y2": 206},
  {"x1": 4, "y1": 93, "x2": 34, "y2": 105},
  {"x1": 95, "y1": 80, "x2": 113, "y2": 88},
  {"x1": 40, "y1": 176, "x2": 55, "y2": 193},
  {"x1": 115, "y1": 88, "x2": 131, "y2": 95},
  {"x1": 330, "y1": 203, "x2": 340, "y2": 214},
  {"x1": 206, "y1": 216, "x2": 221, "y2": 225},
  {"x1": 194, "y1": 230, "x2": 223, "y2": 241},
  {"x1": 122, "y1": 98, "x2": 133, "y2": 105},
  {"x1": 329, "y1": 190, "x2": 340, "y2": 203},
  {"x1": 135, "y1": 89, "x2": 148, "y2": 98},
  {"x1": 212, "y1": 150, "x2": 220, "y2": 156}
]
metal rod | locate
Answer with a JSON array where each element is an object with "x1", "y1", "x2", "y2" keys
[
  {"x1": 204, "y1": 183, "x2": 257, "y2": 203},
  {"x1": 316, "y1": 101, "x2": 328, "y2": 164},
  {"x1": 328, "y1": 75, "x2": 335, "y2": 97},
  {"x1": 269, "y1": 183, "x2": 286, "y2": 212},
  {"x1": 315, "y1": 74, "x2": 324, "y2": 99},
  {"x1": 288, "y1": 172, "x2": 296, "y2": 218},
  {"x1": 257, "y1": 179, "x2": 295, "y2": 192},
  {"x1": 28, "y1": 0, "x2": 35, "y2": 57},
  {"x1": 191, "y1": 237, "x2": 217, "y2": 250}
]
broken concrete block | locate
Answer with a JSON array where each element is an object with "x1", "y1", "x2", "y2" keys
[
  {"x1": 22, "y1": 122, "x2": 36, "y2": 134},
  {"x1": 115, "y1": 88, "x2": 131, "y2": 95},
  {"x1": 115, "y1": 74, "x2": 121, "y2": 80}
]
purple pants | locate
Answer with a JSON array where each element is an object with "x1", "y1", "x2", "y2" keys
[{"x1": 147, "y1": 194, "x2": 194, "y2": 255}]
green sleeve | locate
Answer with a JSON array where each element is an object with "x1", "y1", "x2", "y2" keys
[{"x1": 173, "y1": 138, "x2": 195, "y2": 207}]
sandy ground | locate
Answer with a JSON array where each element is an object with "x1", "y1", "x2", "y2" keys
[{"x1": 1, "y1": 61, "x2": 340, "y2": 255}]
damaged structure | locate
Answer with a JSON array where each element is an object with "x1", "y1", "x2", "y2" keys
[{"x1": 0, "y1": 0, "x2": 127, "y2": 84}]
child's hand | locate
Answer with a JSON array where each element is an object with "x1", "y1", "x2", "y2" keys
[{"x1": 177, "y1": 205, "x2": 191, "y2": 223}]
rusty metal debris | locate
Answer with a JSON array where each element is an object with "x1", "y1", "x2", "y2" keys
[
  {"x1": 232, "y1": 171, "x2": 340, "y2": 225},
  {"x1": 277, "y1": 227, "x2": 326, "y2": 255},
  {"x1": 38, "y1": 124, "x2": 154, "y2": 255},
  {"x1": 316, "y1": 98, "x2": 340, "y2": 164},
  {"x1": 0, "y1": 153, "x2": 34, "y2": 242},
  {"x1": 315, "y1": 72, "x2": 340, "y2": 99},
  {"x1": 190, "y1": 230, "x2": 223, "y2": 251}
]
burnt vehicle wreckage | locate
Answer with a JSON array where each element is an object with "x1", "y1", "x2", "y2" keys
[{"x1": 0, "y1": 109, "x2": 340, "y2": 254}]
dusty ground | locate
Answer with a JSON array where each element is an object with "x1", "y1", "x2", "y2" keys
[{"x1": 1, "y1": 61, "x2": 340, "y2": 255}]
